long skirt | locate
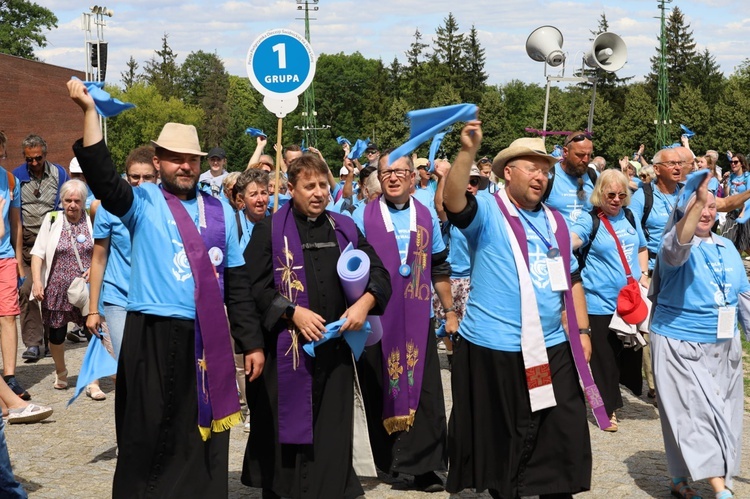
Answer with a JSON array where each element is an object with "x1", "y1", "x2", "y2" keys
[
  {"x1": 651, "y1": 332, "x2": 743, "y2": 487},
  {"x1": 357, "y1": 330, "x2": 447, "y2": 476},
  {"x1": 589, "y1": 314, "x2": 643, "y2": 415},
  {"x1": 722, "y1": 209, "x2": 750, "y2": 252},
  {"x1": 113, "y1": 313, "x2": 230, "y2": 499},
  {"x1": 446, "y1": 338, "x2": 591, "y2": 497},
  {"x1": 242, "y1": 336, "x2": 363, "y2": 499}
]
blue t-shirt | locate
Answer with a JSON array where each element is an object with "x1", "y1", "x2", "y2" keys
[
  {"x1": 630, "y1": 182, "x2": 679, "y2": 269},
  {"x1": 0, "y1": 173, "x2": 20, "y2": 259},
  {"x1": 412, "y1": 187, "x2": 436, "y2": 212},
  {"x1": 708, "y1": 177, "x2": 720, "y2": 195},
  {"x1": 238, "y1": 213, "x2": 259, "y2": 252},
  {"x1": 544, "y1": 162, "x2": 595, "y2": 225},
  {"x1": 652, "y1": 230, "x2": 750, "y2": 343},
  {"x1": 121, "y1": 184, "x2": 243, "y2": 320},
  {"x1": 571, "y1": 210, "x2": 647, "y2": 315},
  {"x1": 727, "y1": 172, "x2": 750, "y2": 196},
  {"x1": 446, "y1": 224, "x2": 470, "y2": 278},
  {"x1": 456, "y1": 194, "x2": 572, "y2": 352},
  {"x1": 92, "y1": 206, "x2": 131, "y2": 309}
]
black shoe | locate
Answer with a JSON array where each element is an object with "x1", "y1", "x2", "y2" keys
[
  {"x1": 4, "y1": 376, "x2": 30, "y2": 401},
  {"x1": 21, "y1": 346, "x2": 41, "y2": 363},
  {"x1": 66, "y1": 328, "x2": 86, "y2": 343},
  {"x1": 413, "y1": 472, "x2": 444, "y2": 493},
  {"x1": 44, "y1": 347, "x2": 51, "y2": 358}
]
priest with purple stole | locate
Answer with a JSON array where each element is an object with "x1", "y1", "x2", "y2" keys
[
  {"x1": 67, "y1": 79, "x2": 264, "y2": 498},
  {"x1": 355, "y1": 150, "x2": 457, "y2": 493},
  {"x1": 241, "y1": 153, "x2": 391, "y2": 499},
  {"x1": 443, "y1": 122, "x2": 595, "y2": 499}
]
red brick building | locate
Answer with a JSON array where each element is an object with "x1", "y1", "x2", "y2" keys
[{"x1": 0, "y1": 53, "x2": 85, "y2": 172}]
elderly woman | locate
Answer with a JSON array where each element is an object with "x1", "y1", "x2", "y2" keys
[
  {"x1": 233, "y1": 169, "x2": 270, "y2": 252},
  {"x1": 571, "y1": 169, "x2": 649, "y2": 432},
  {"x1": 638, "y1": 165, "x2": 656, "y2": 185},
  {"x1": 31, "y1": 179, "x2": 93, "y2": 390},
  {"x1": 651, "y1": 175, "x2": 745, "y2": 499}
]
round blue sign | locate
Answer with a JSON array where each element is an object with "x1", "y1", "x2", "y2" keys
[{"x1": 247, "y1": 29, "x2": 316, "y2": 99}]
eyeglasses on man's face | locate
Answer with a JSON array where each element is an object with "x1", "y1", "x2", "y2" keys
[
  {"x1": 510, "y1": 164, "x2": 553, "y2": 179},
  {"x1": 654, "y1": 161, "x2": 681, "y2": 168},
  {"x1": 379, "y1": 168, "x2": 411, "y2": 180},
  {"x1": 128, "y1": 174, "x2": 156, "y2": 181}
]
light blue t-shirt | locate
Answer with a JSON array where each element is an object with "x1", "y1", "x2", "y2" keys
[
  {"x1": 708, "y1": 177, "x2": 720, "y2": 195},
  {"x1": 446, "y1": 224, "x2": 470, "y2": 278},
  {"x1": 544, "y1": 162, "x2": 595, "y2": 225},
  {"x1": 652, "y1": 230, "x2": 750, "y2": 343},
  {"x1": 92, "y1": 206, "x2": 131, "y2": 309},
  {"x1": 413, "y1": 187, "x2": 436, "y2": 212},
  {"x1": 457, "y1": 194, "x2": 572, "y2": 352},
  {"x1": 630, "y1": 182, "x2": 679, "y2": 269},
  {"x1": 571, "y1": 210, "x2": 647, "y2": 315},
  {"x1": 727, "y1": 172, "x2": 750, "y2": 196},
  {"x1": 121, "y1": 184, "x2": 243, "y2": 320},
  {"x1": 238, "y1": 213, "x2": 259, "y2": 252},
  {"x1": 0, "y1": 173, "x2": 20, "y2": 259}
]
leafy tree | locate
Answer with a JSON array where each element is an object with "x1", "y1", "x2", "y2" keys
[
  {"x1": 0, "y1": 0, "x2": 58, "y2": 60},
  {"x1": 143, "y1": 33, "x2": 181, "y2": 100},
  {"x1": 735, "y1": 58, "x2": 750, "y2": 82},
  {"x1": 686, "y1": 48, "x2": 724, "y2": 106},
  {"x1": 501, "y1": 80, "x2": 545, "y2": 137},
  {"x1": 223, "y1": 75, "x2": 273, "y2": 171},
  {"x1": 462, "y1": 25, "x2": 488, "y2": 104},
  {"x1": 179, "y1": 51, "x2": 230, "y2": 149},
  {"x1": 609, "y1": 83, "x2": 655, "y2": 161},
  {"x1": 708, "y1": 77, "x2": 750, "y2": 160},
  {"x1": 646, "y1": 7, "x2": 698, "y2": 97},
  {"x1": 121, "y1": 56, "x2": 140, "y2": 91},
  {"x1": 105, "y1": 83, "x2": 203, "y2": 169},
  {"x1": 671, "y1": 85, "x2": 710, "y2": 152},
  {"x1": 376, "y1": 98, "x2": 410, "y2": 150},
  {"x1": 477, "y1": 85, "x2": 511, "y2": 157}
]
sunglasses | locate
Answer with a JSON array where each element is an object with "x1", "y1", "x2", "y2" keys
[
  {"x1": 606, "y1": 192, "x2": 627, "y2": 200},
  {"x1": 128, "y1": 174, "x2": 156, "y2": 181},
  {"x1": 478, "y1": 158, "x2": 490, "y2": 164},
  {"x1": 469, "y1": 177, "x2": 480, "y2": 187},
  {"x1": 639, "y1": 174, "x2": 648, "y2": 179},
  {"x1": 731, "y1": 160, "x2": 741, "y2": 165},
  {"x1": 25, "y1": 155, "x2": 44, "y2": 164},
  {"x1": 564, "y1": 133, "x2": 592, "y2": 147}
]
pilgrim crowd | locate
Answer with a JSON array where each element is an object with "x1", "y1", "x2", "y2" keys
[{"x1": 0, "y1": 78, "x2": 746, "y2": 499}]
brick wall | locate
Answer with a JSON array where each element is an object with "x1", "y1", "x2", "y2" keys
[{"x1": 0, "y1": 53, "x2": 86, "y2": 173}]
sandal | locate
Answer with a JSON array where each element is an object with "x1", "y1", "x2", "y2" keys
[
  {"x1": 670, "y1": 478, "x2": 702, "y2": 499},
  {"x1": 716, "y1": 489, "x2": 734, "y2": 499},
  {"x1": 85, "y1": 383, "x2": 106, "y2": 401},
  {"x1": 604, "y1": 412, "x2": 618, "y2": 432},
  {"x1": 54, "y1": 369, "x2": 68, "y2": 390}
]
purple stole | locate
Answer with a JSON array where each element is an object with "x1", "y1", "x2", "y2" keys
[
  {"x1": 162, "y1": 189, "x2": 241, "y2": 440},
  {"x1": 363, "y1": 196, "x2": 432, "y2": 434},
  {"x1": 493, "y1": 193, "x2": 611, "y2": 430},
  {"x1": 271, "y1": 202, "x2": 359, "y2": 445}
]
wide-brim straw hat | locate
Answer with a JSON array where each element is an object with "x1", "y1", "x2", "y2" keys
[
  {"x1": 151, "y1": 123, "x2": 207, "y2": 156},
  {"x1": 492, "y1": 137, "x2": 557, "y2": 177}
]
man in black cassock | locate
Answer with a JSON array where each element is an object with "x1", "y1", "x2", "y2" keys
[{"x1": 241, "y1": 153, "x2": 391, "y2": 499}]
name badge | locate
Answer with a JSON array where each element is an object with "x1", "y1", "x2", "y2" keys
[
  {"x1": 547, "y1": 256, "x2": 569, "y2": 292},
  {"x1": 717, "y1": 306, "x2": 736, "y2": 339}
]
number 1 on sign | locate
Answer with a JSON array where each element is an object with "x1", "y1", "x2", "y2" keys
[{"x1": 272, "y1": 43, "x2": 287, "y2": 69}]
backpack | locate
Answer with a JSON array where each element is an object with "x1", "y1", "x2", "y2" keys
[
  {"x1": 575, "y1": 207, "x2": 637, "y2": 270},
  {"x1": 542, "y1": 165, "x2": 598, "y2": 203},
  {"x1": 640, "y1": 183, "x2": 653, "y2": 242}
]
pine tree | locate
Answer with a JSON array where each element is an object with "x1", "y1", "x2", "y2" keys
[
  {"x1": 121, "y1": 56, "x2": 140, "y2": 91},
  {"x1": 143, "y1": 33, "x2": 181, "y2": 100},
  {"x1": 403, "y1": 29, "x2": 432, "y2": 109},
  {"x1": 687, "y1": 48, "x2": 724, "y2": 106},
  {"x1": 462, "y1": 25, "x2": 487, "y2": 103},
  {"x1": 433, "y1": 13, "x2": 465, "y2": 92},
  {"x1": 646, "y1": 7, "x2": 698, "y2": 97}
]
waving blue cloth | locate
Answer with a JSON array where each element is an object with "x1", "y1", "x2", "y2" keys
[
  {"x1": 245, "y1": 127, "x2": 267, "y2": 138},
  {"x1": 551, "y1": 144, "x2": 564, "y2": 158},
  {"x1": 428, "y1": 129, "x2": 450, "y2": 173},
  {"x1": 348, "y1": 139, "x2": 369, "y2": 160},
  {"x1": 337, "y1": 136, "x2": 351, "y2": 147},
  {"x1": 680, "y1": 124, "x2": 695, "y2": 138},
  {"x1": 302, "y1": 318, "x2": 371, "y2": 361},
  {"x1": 388, "y1": 103, "x2": 478, "y2": 165},
  {"x1": 73, "y1": 76, "x2": 135, "y2": 118},
  {"x1": 67, "y1": 334, "x2": 117, "y2": 406}
]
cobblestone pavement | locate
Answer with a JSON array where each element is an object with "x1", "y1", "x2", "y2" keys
[{"x1": 4, "y1": 334, "x2": 749, "y2": 498}]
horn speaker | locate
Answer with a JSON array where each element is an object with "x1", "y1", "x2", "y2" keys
[
  {"x1": 526, "y1": 26, "x2": 565, "y2": 67},
  {"x1": 584, "y1": 32, "x2": 627, "y2": 72}
]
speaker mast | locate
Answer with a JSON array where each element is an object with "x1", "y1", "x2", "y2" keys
[{"x1": 655, "y1": 0, "x2": 672, "y2": 150}]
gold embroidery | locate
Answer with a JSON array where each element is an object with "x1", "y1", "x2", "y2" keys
[
  {"x1": 197, "y1": 355, "x2": 209, "y2": 403},
  {"x1": 406, "y1": 340, "x2": 419, "y2": 388},
  {"x1": 387, "y1": 348, "x2": 403, "y2": 399},
  {"x1": 404, "y1": 225, "x2": 431, "y2": 300},
  {"x1": 275, "y1": 235, "x2": 304, "y2": 369}
]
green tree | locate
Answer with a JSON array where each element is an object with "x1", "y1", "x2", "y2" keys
[
  {"x1": 609, "y1": 83, "x2": 655, "y2": 161},
  {"x1": 179, "y1": 51, "x2": 230, "y2": 149},
  {"x1": 223, "y1": 75, "x2": 274, "y2": 171},
  {"x1": 477, "y1": 85, "x2": 511, "y2": 157},
  {"x1": 708, "y1": 77, "x2": 750, "y2": 160},
  {"x1": 686, "y1": 48, "x2": 724, "y2": 106},
  {"x1": 433, "y1": 13, "x2": 465, "y2": 94},
  {"x1": 143, "y1": 33, "x2": 181, "y2": 100},
  {"x1": 376, "y1": 98, "x2": 410, "y2": 150},
  {"x1": 0, "y1": 0, "x2": 57, "y2": 60},
  {"x1": 501, "y1": 80, "x2": 545, "y2": 137},
  {"x1": 121, "y1": 56, "x2": 140, "y2": 91},
  {"x1": 106, "y1": 83, "x2": 203, "y2": 169},
  {"x1": 403, "y1": 29, "x2": 433, "y2": 109},
  {"x1": 646, "y1": 6, "x2": 698, "y2": 97},
  {"x1": 462, "y1": 25, "x2": 488, "y2": 103},
  {"x1": 671, "y1": 85, "x2": 710, "y2": 152}
]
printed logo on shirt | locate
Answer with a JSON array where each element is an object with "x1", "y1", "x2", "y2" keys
[
  {"x1": 171, "y1": 239, "x2": 192, "y2": 282},
  {"x1": 529, "y1": 243, "x2": 550, "y2": 289}
]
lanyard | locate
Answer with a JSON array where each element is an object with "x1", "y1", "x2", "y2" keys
[
  {"x1": 698, "y1": 242, "x2": 727, "y2": 305},
  {"x1": 516, "y1": 208, "x2": 559, "y2": 257}
]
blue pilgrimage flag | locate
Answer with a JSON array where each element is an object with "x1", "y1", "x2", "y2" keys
[
  {"x1": 73, "y1": 76, "x2": 135, "y2": 118},
  {"x1": 300, "y1": 139, "x2": 308, "y2": 152},
  {"x1": 302, "y1": 318, "x2": 371, "y2": 361},
  {"x1": 680, "y1": 124, "x2": 695, "y2": 138},
  {"x1": 67, "y1": 333, "x2": 118, "y2": 406},
  {"x1": 347, "y1": 139, "x2": 369, "y2": 160},
  {"x1": 336, "y1": 136, "x2": 351, "y2": 147},
  {"x1": 428, "y1": 129, "x2": 450, "y2": 173},
  {"x1": 388, "y1": 103, "x2": 478, "y2": 165},
  {"x1": 245, "y1": 127, "x2": 267, "y2": 138},
  {"x1": 551, "y1": 144, "x2": 564, "y2": 158}
]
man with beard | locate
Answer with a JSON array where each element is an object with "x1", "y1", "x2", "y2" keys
[
  {"x1": 68, "y1": 78, "x2": 263, "y2": 498},
  {"x1": 543, "y1": 131, "x2": 597, "y2": 225}
]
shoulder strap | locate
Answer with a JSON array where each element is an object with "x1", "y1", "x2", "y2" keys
[
  {"x1": 542, "y1": 164, "x2": 556, "y2": 202},
  {"x1": 598, "y1": 209, "x2": 633, "y2": 278},
  {"x1": 587, "y1": 167, "x2": 598, "y2": 186},
  {"x1": 235, "y1": 210, "x2": 243, "y2": 241},
  {"x1": 641, "y1": 183, "x2": 653, "y2": 240},
  {"x1": 623, "y1": 207, "x2": 636, "y2": 229},
  {"x1": 575, "y1": 209, "x2": 599, "y2": 271}
]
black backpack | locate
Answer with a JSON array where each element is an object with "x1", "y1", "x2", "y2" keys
[
  {"x1": 575, "y1": 207, "x2": 637, "y2": 270},
  {"x1": 639, "y1": 182, "x2": 654, "y2": 242},
  {"x1": 542, "y1": 166, "x2": 598, "y2": 203}
]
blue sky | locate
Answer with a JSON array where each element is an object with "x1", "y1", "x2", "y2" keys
[{"x1": 37, "y1": 0, "x2": 750, "y2": 89}]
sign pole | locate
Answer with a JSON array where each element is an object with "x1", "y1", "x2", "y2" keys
[{"x1": 274, "y1": 117, "x2": 283, "y2": 213}]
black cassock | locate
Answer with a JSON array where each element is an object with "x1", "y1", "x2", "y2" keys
[{"x1": 241, "y1": 207, "x2": 391, "y2": 499}]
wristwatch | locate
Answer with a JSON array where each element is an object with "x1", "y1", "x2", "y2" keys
[
  {"x1": 285, "y1": 303, "x2": 296, "y2": 319},
  {"x1": 579, "y1": 328, "x2": 592, "y2": 336}
]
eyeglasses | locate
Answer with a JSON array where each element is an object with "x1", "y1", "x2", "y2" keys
[
  {"x1": 128, "y1": 174, "x2": 156, "y2": 181},
  {"x1": 478, "y1": 158, "x2": 490, "y2": 164},
  {"x1": 731, "y1": 160, "x2": 741, "y2": 165},
  {"x1": 654, "y1": 161, "x2": 681, "y2": 168},
  {"x1": 379, "y1": 168, "x2": 411, "y2": 180},
  {"x1": 25, "y1": 155, "x2": 44, "y2": 164},
  {"x1": 606, "y1": 192, "x2": 627, "y2": 200},
  {"x1": 366, "y1": 150, "x2": 378, "y2": 155},
  {"x1": 510, "y1": 165, "x2": 553, "y2": 179},
  {"x1": 639, "y1": 174, "x2": 648, "y2": 179},
  {"x1": 563, "y1": 133, "x2": 592, "y2": 147},
  {"x1": 417, "y1": 166, "x2": 428, "y2": 171},
  {"x1": 469, "y1": 177, "x2": 480, "y2": 187}
]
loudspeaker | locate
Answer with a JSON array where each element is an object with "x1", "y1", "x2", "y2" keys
[
  {"x1": 526, "y1": 26, "x2": 565, "y2": 67},
  {"x1": 584, "y1": 32, "x2": 627, "y2": 72}
]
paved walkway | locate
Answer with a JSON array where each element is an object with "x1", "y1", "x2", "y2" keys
[{"x1": 4, "y1": 334, "x2": 749, "y2": 498}]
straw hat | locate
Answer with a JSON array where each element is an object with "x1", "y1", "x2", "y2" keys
[
  {"x1": 151, "y1": 123, "x2": 206, "y2": 156},
  {"x1": 492, "y1": 137, "x2": 557, "y2": 177}
]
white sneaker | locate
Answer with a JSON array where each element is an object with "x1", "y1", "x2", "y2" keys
[{"x1": 7, "y1": 403, "x2": 53, "y2": 424}]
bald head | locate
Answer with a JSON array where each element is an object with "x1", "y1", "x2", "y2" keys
[{"x1": 674, "y1": 146, "x2": 695, "y2": 181}]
